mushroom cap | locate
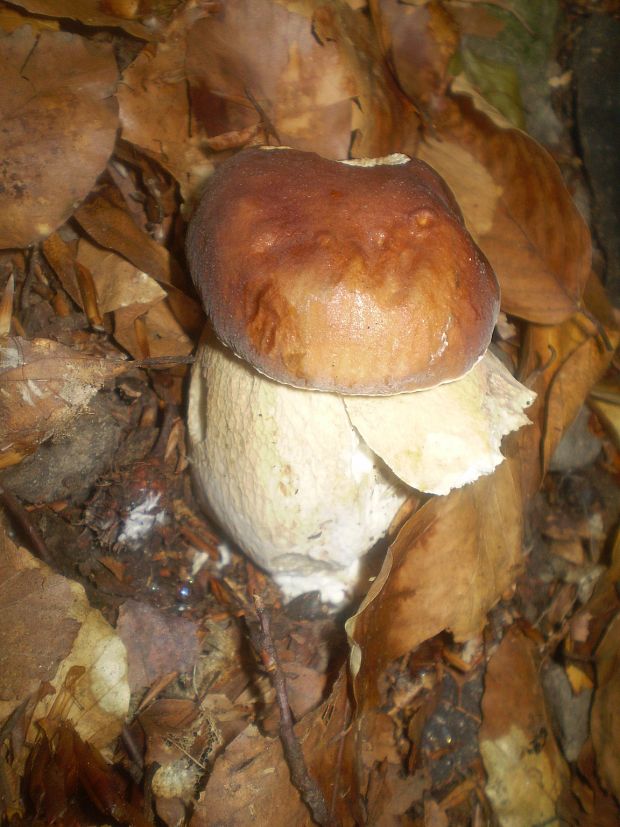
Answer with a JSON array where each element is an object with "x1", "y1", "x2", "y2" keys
[{"x1": 187, "y1": 147, "x2": 500, "y2": 394}]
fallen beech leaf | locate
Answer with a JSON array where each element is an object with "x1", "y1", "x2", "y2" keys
[
  {"x1": 193, "y1": 671, "x2": 354, "y2": 826},
  {"x1": 0, "y1": 522, "x2": 129, "y2": 756},
  {"x1": 27, "y1": 721, "x2": 151, "y2": 827},
  {"x1": 117, "y1": 600, "x2": 201, "y2": 695},
  {"x1": 417, "y1": 93, "x2": 591, "y2": 324},
  {"x1": 117, "y1": 2, "x2": 217, "y2": 205},
  {"x1": 74, "y1": 188, "x2": 203, "y2": 339},
  {"x1": 347, "y1": 453, "x2": 524, "y2": 710},
  {"x1": 519, "y1": 273, "x2": 619, "y2": 482},
  {"x1": 591, "y1": 538, "x2": 620, "y2": 800},
  {"x1": 480, "y1": 628, "x2": 569, "y2": 827},
  {"x1": 186, "y1": 0, "x2": 419, "y2": 168},
  {"x1": 0, "y1": 28, "x2": 118, "y2": 249},
  {"x1": 0, "y1": 4, "x2": 59, "y2": 31},
  {"x1": 369, "y1": 0, "x2": 459, "y2": 111},
  {"x1": 0, "y1": 337, "x2": 129, "y2": 468},
  {"x1": 74, "y1": 188, "x2": 172, "y2": 285},
  {"x1": 76, "y1": 239, "x2": 164, "y2": 313},
  {"x1": 458, "y1": 50, "x2": 524, "y2": 128},
  {"x1": 76, "y1": 239, "x2": 193, "y2": 359},
  {"x1": 590, "y1": 394, "x2": 620, "y2": 449},
  {"x1": 9, "y1": 0, "x2": 153, "y2": 40},
  {"x1": 0, "y1": 525, "x2": 80, "y2": 725}
]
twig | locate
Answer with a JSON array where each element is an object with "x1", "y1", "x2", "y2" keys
[
  {"x1": 251, "y1": 594, "x2": 331, "y2": 826},
  {"x1": 0, "y1": 484, "x2": 54, "y2": 566},
  {"x1": 244, "y1": 87, "x2": 281, "y2": 146}
]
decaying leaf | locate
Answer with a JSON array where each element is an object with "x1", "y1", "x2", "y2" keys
[
  {"x1": 0, "y1": 28, "x2": 118, "y2": 248},
  {"x1": 417, "y1": 93, "x2": 591, "y2": 324},
  {"x1": 186, "y1": 0, "x2": 419, "y2": 164},
  {"x1": 118, "y1": 0, "x2": 419, "y2": 207},
  {"x1": 347, "y1": 453, "x2": 524, "y2": 710},
  {"x1": 520, "y1": 273, "x2": 619, "y2": 482},
  {"x1": 369, "y1": 0, "x2": 459, "y2": 111},
  {"x1": 0, "y1": 336, "x2": 129, "y2": 468},
  {"x1": 117, "y1": 1, "x2": 218, "y2": 205},
  {"x1": 117, "y1": 600, "x2": 201, "y2": 696},
  {"x1": 8, "y1": 0, "x2": 153, "y2": 39},
  {"x1": 591, "y1": 533, "x2": 620, "y2": 801},
  {"x1": 193, "y1": 670, "x2": 353, "y2": 826},
  {"x1": 0, "y1": 521, "x2": 130, "y2": 760},
  {"x1": 480, "y1": 628, "x2": 570, "y2": 827},
  {"x1": 74, "y1": 188, "x2": 204, "y2": 339},
  {"x1": 75, "y1": 239, "x2": 194, "y2": 359},
  {"x1": 457, "y1": 50, "x2": 524, "y2": 128},
  {"x1": 26, "y1": 720, "x2": 151, "y2": 827}
]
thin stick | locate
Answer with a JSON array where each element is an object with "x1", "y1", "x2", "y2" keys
[{"x1": 251, "y1": 594, "x2": 331, "y2": 826}]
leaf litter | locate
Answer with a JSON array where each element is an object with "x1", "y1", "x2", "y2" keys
[{"x1": 0, "y1": 1, "x2": 619, "y2": 825}]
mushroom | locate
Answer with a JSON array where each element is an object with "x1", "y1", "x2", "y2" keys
[{"x1": 186, "y1": 147, "x2": 534, "y2": 603}]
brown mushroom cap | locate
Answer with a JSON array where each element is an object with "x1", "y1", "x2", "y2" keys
[{"x1": 187, "y1": 147, "x2": 500, "y2": 394}]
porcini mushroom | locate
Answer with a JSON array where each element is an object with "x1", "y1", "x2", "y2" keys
[{"x1": 187, "y1": 147, "x2": 534, "y2": 603}]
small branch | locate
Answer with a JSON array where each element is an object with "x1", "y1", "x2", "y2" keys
[{"x1": 251, "y1": 594, "x2": 331, "y2": 826}]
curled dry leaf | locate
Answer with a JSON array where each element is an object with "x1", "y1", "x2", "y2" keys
[
  {"x1": 0, "y1": 520, "x2": 130, "y2": 762},
  {"x1": 75, "y1": 239, "x2": 194, "y2": 359},
  {"x1": 186, "y1": 0, "x2": 419, "y2": 166},
  {"x1": 0, "y1": 336, "x2": 128, "y2": 468},
  {"x1": 74, "y1": 188, "x2": 204, "y2": 339},
  {"x1": 480, "y1": 628, "x2": 569, "y2": 827},
  {"x1": 417, "y1": 93, "x2": 591, "y2": 324},
  {"x1": 518, "y1": 273, "x2": 619, "y2": 489},
  {"x1": 347, "y1": 453, "x2": 524, "y2": 710},
  {"x1": 9, "y1": 0, "x2": 153, "y2": 40},
  {"x1": 0, "y1": 28, "x2": 118, "y2": 249}
]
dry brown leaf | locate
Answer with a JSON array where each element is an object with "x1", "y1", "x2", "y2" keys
[
  {"x1": 480, "y1": 628, "x2": 570, "y2": 826},
  {"x1": 519, "y1": 273, "x2": 619, "y2": 484},
  {"x1": 117, "y1": 2, "x2": 218, "y2": 205},
  {"x1": 369, "y1": 0, "x2": 459, "y2": 111},
  {"x1": 9, "y1": 0, "x2": 153, "y2": 40},
  {"x1": 76, "y1": 238, "x2": 164, "y2": 314},
  {"x1": 195, "y1": 725, "x2": 311, "y2": 825},
  {"x1": 0, "y1": 4, "x2": 59, "y2": 31},
  {"x1": 75, "y1": 239, "x2": 194, "y2": 359},
  {"x1": 186, "y1": 0, "x2": 419, "y2": 167},
  {"x1": 347, "y1": 453, "x2": 524, "y2": 710},
  {"x1": 0, "y1": 28, "x2": 118, "y2": 249},
  {"x1": 73, "y1": 187, "x2": 204, "y2": 339},
  {"x1": 417, "y1": 94, "x2": 591, "y2": 324},
  {"x1": 119, "y1": 0, "x2": 419, "y2": 207},
  {"x1": 116, "y1": 600, "x2": 201, "y2": 695},
  {"x1": 0, "y1": 336, "x2": 130, "y2": 468},
  {"x1": 0, "y1": 520, "x2": 129, "y2": 760},
  {"x1": 591, "y1": 531, "x2": 620, "y2": 801},
  {"x1": 0, "y1": 525, "x2": 80, "y2": 725},
  {"x1": 74, "y1": 188, "x2": 172, "y2": 285},
  {"x1": 193, "y1": 670, "x2": 354, "y2": 826}
]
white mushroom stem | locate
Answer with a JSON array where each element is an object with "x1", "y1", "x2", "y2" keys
[{"x1": 187, "y1": 341, "x2": 535, "y2": 603}]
